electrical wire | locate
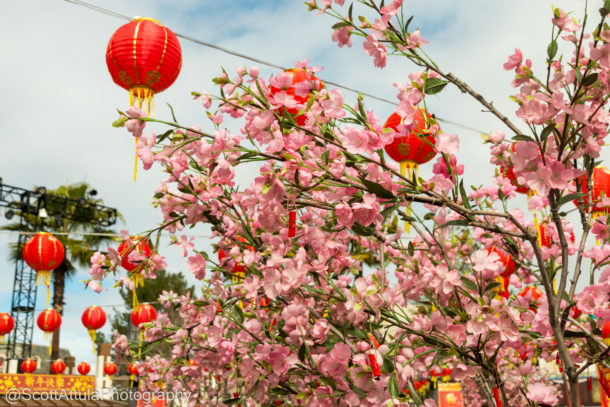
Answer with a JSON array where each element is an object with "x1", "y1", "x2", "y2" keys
[
  {"x1": 0, "y1": 230, "x2": 213, "y2": 238},
  {"x1": 63, "y1": 0, "x2": 488, "y2": 135}
]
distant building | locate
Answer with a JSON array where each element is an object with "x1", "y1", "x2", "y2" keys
[{"x1": 0, "y1": 344, "x2": 72, "y2": 374}]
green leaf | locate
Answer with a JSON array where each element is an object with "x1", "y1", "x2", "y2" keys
[
  {"x1": 547, "y1": 40, "x2": 558, "y2": 60},
  {"x1": 424, "y1": 78, "x2": 449, "y2": 95},
  {"x1": 461, "y1": 277, "x2": 478, "y2": 291},
  {"x1": 539, "y1": 124, "x2": 555, "y2": 142},
  {"x1": 157, "y1": 129, "x2": 174, "y2": 143},
  {"x1": 485, "y1": 281, "x2": 501, "y2": 293},
  {"x1": 298, "y1": 343, "x2": 307, "y2": 362},
  {"x1": 233, "y1": 304, "x2": 244, "y2": 324},
  {"x1": 112, "y1": 116, "x2": 128, "y2": 128},
  {"x1": 575, "y1": 69, "x2": 583, "y2": 84},
  {"x1": 512, "y1": 134, "x2": 534, "y2": 142},
  {"x1": 389, "y1": 375, "x2": 400, "y2": 398},
  {"x1": 381, "y1": 204, "x2": 397, "y2": 221},
  {"x1": 321, "y1": 150, "x2": 330, "y2": 166},
  {"x1": 331, "y1": 21, "x2": 351, "y2": 29},
  {"x1": 582, "y1": 73, "x2": 599, "y2": 87},
  {"x1": 408, "y1": 241, "x2": 414, "y2": 257},
  {"x1": 223, "y1": 398, "x2": 241, "y2": 405},
  {"x1": 459, "y1": 181, "x2": 471, "y2": 209},
  {"x1": 352, "y1": 221, "x2": 375, "y2": 236},
  {"x1": 442, "y1": 219, "x2": 470, "y2": 228},
  {"x1": 558, "y1": 192, "x2": 585, "y2": 207},
  {"x1": 167, "y1": 103, "x2": 178, "y2": 123},
  {"x1": 382, "y1": 354, "x2": 395, "y2": 373},
  {"x1": 361, "y1": 178, "x2": 395, "y2": 199},
  {"x1": 348, "y1": 3, "x2": 353, "y2": 21}
]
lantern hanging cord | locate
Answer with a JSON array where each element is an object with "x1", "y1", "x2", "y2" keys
[{"x1": 63, "y1": 0, "x2": 487, "y2": 135}]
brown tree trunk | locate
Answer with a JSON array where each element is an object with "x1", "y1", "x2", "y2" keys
[{"x1": 50, "y1": 261, "x2": 67, "y2": 367}]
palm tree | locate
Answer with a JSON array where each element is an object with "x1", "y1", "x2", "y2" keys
[{"x1": 1, "y1": 182, "x2": 122, "y2": 364}]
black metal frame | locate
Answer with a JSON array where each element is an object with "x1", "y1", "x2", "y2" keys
[{"x1": 0, "y1": 178, "x2": 118, "y2": 359}]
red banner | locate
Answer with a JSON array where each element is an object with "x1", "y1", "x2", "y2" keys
[
  {"x1": 438, "y1": 382, "x2": 464, "y2": 407},
  {"x1": 0, "y1": 374, "x2": 94, "y2": 394}
]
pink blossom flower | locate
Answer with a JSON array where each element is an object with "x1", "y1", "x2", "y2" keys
[
  {"x1": 503, "y1": 48, "x2": 523, "y2": 71},
  {"x1": 125, "y1": 105, "x2": 147, "y2": 138},
  {"x1": 435, "y1": 133, "x2": 459, "y2": 155},
  {"x1": 211, "y1": 159, "x2": 235, "y2": 185},
  {"x1": 526, "y1": 382, "x2": 559, "y2": 405},
  {"x1": 363, "y1": 34, "x2": 387, "y2": 68},
  {"x1": 488, "y1": 130, "x2": 505, "y2": 144},
  {"x1": 332, "y1": 26, "x2": 352, "y2": 48},
  {"x1": 187, "y1": 253, "x2": 206, "y2": 280}
]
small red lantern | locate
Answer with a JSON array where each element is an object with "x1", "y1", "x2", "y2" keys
[
  {"x1": 383, "y1": 108, "x2": 438, "y2": 178},
  {"x1": 128, "y1": 363, "x2": 139, "y2": 388},
  {"x1": 106, "y1": 18, "x2": 182, "y2": 114},
  {"x1": 23, "y1": 232, "x2": 64, "y2": 307},
  {"x1": 487, "y1": 247, "x2": 515, "y2": 299},
  {"x1": 21, "y1": 358, "x2": 36, "y2": 374},
  {"x1": 0, "y1": 313, "x2": 14, "y2": 344},
  {"x1": 21, "y1": 358, "x2": 36, "y2": 386},
  {"x1": 37, "y1": 308, "x2": 62, "y2": 354},
  {"x1": 500, "y1": 142, "x2": 530, "y2": 194},
  {"x1": 77, "y1": 361, "x2": 91, "y2": 376},
  {"x1": 269, "y1": 68, "x2": 323, "y2": 126},
  {"x1": 601, "y1": 321, "x2": 610, "y2": 343},
  {"x1": 217, "y1": 237, "x2": 254, "y2": 282},
  {"x1": 82, "y1": 305, "x2": 107, "y2": 350},
  {"x1": 118, "y1": 237, "x2": 153, "y2": 274},
  {"x1": 131, "y1": 303, "x2": 157, "y2": 329},
  {"x1": 575, "y1": 166, "x2": 610, "y2": 216},
  {"x1": 519, "y1": 286, "x2": 543, "y2": 311},
  {"x1": 51, "y1": 359, "x2": 66, "y2": 387},
  {"x1": 538, "y1": 221, "x2": 575, "y2": 248},
  {"x1": 50, "y1": 359, "x2": 66, "y2": 375},
  {"x1": 104, "y1": 362, "x2": 118, "y2": 379}
]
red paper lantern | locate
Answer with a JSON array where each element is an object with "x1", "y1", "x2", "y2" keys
[
  {"x1": 519, "y1": 286, "x2": 542, "y2": 300},
  {"x1": 104, "y1": 362, "x2": 118, "y2": 378},
  {"x1": 21, "y1": 358, "x2": 36, "y2": 374},
  {"x1": 500, "y1": 142, "x2": 529, "y2": 194},
  {"x1": 106, "y1": 18, "x2": 182, "y2": 114},
  {"x1": 602, "y1": 321, "x2": 610, "y2": 339},
  {"x1": 77, "y1": 361, "x2": 91, "y2": 376},
  {"x1": 118, "y1": 237, "x2": 153, "y2": 273},
  {"x1": 487, "y1": 247, "x2": 515, "y2": 278},
  {"x1": 538, "y1": 221, "x2": 575, "y2": 248},
  {"x1": 82, "y1": 305, "x2": 107, "y2": 346},
  {"x1": 50, "y1": 359, "x2": 66, "y2": 375},
  {"x1": 23, "y1": 232, "x2": 64, "y2": 307},
  {"x1": 217, "y1": 237, "x2": 254, "y2": 277},
  {"x1": 575, "y1": 166, "x2": 610, "y2": 216},
  {"x1": 128, "y1": 363, "x2": 139, "y2": 376},
  {"x1": 383, "y1": 109, "x2": 437, "y2": 177},
  {"x1": 131, "y1": 303, "x2": 157, "y2": 329},
  {"x1": 269, "y1": 68, "x2": 323, "y2": 126},
  {"x1": 37, "y1": 308, "x2": 62, "y2": 334},
  {"x1": 0, "y1": 313, "x2": 14, "y2": 343}
]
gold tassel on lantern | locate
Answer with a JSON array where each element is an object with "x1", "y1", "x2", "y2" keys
[
  {"x1": 129, "y1": 86, "x2": 154, "y2": 181},
  {"x1": 36, "y1": 270, "x2": 52, "y2": 308},
  {"x1": 400, "y1": 161, "x2": 419, "y2": 233}
]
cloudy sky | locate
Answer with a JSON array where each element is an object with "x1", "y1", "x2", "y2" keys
[{"x1": 0, "y1": 0, "x2": 606, "y2": 370}]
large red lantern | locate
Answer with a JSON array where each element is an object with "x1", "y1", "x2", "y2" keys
[
  {"x1": 104, "y1": 362, "x2": 118, "y2": 379},
  {"x1": 131, "y1": 303, "x2": 157, "y2": 329},
  {"x1": 0, "y1": 313, "x2": 14, "y2": 343},
  {"x1": 77, "y1": 361, "x2": 91, "y2": 376},
  {"x1": 37, "y1": 308, "x2": 62, "y2": 355},
  {"x1": 82, "y1": 305, "x2": 107, "y2": 351},
  {"x1": 23, "y1": 232, "x2": 64, "y2": 307},
  {"x1": 575, "y1": 166, "x2": 610, "y2": 216},
  {"x1": 118, "y1": 237, "x2": 153, "y2": 273},
  {"x1": 383, "y1": 108, "x2": 438, "y2": 178},
  {"x1": 269, "y1": 68, "x2": 323, "y2": 126},
  {"x1": 106, "y1": 18, "x2": 182, "y2": 114}
]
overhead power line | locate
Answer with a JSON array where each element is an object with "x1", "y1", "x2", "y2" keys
[{"x1": 63, "y1": 0, "x2": 487, "y2": 135}]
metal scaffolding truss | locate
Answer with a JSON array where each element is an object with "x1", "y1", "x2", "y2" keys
[{"x1": 0, "y1": 178, "x2": 118, "y2": 360}]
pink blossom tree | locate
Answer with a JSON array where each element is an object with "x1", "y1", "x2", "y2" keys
[{"x1": 91, "y1": 1, "x2": 610, "y2": 406}]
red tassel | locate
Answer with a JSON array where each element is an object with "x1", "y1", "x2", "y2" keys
[
  {"x1": 368, "y1": 333, "x2": 380, "y2": 349},
  {"x1": 587, "y1": 376, "x2": 593, "y2": 391},
  {"x1": 493, "y1": 387, "x2": 502, "y2": 407},
  {"x1": 368, "y1": 353, "x2": 381, "y2": 379},
  {"x1": 288, "y1": 210, "x2": 296, "y2": 237}
]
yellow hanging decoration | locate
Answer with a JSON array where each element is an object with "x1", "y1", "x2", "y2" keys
[
  {"x1": 128, "y1": 86, "x2": 155, "y2": 181},
  {"x1": 400, "y1": 161, "x2": 419, "y2": 234}
]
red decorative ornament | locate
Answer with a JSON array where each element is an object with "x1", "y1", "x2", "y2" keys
[
  {"x1": 487, "y1": 247, "x2": 515, "y2": 278},
  {"x1": 570, "y1": 306, "x2": 582, "y2": 319},
  {"x1": 118, "y1": 237, "x2": 153, "y2": 273},
  {"x1": 50, "y1": 359, "x2": 66, "y2": 375},
  {"x1": 538, "y1": 221, "x2": 575, "y2": 248},
  {"x1": 104, "y1": 362, "x2": 118, "y2": 378},
  {"x1": 367, "y1": 353, "x2": 381, "y2": 379},
  {"x1": 519, "y1": 286, "x2": 543, "y2": 311},
  {"x1": 128, "y1": 363, "x2": 139, "y2": 376},
  {"x1": 77, "y1": 361, "x2": 91, "y2": 376},
  {"x1": 82, "y1": 305, "x2": 107, "y2": 352},
  {"x1": 131, "y1": 303, "x2": 157, "y2": 329},
  {"x1": 21, "y1": 358, "x2": 36, "y2": 374},
  {"x1": 601, "y1": 321, "x2": 610, "y2": 340},
  {"x1": 106, "y1": 18, "x2": 182, "y2": 114},
  {"x1": 574, "y1": 166, "x2": 610, "y2": 216},
  {"x1": 269, "y1": 68, "x2": 323, "y2": 126},
  {"x1": 288, "y1": 210, "x2": 297, "y2": 238},
  {"x1": 23, "y1": 232, "x2": 64, "y2": 307},
  {"x1": 218, "y1": 237, "x2": 254, "y2": 282},
  {"x1": 37, "y1": 308, "x2": 62, "y2": 355},
  {"x1": 383, "y1": 109, "x2": 437, "y2": 177},
  {"x1": 0, "y1": 313, "x2": 14, "y2": 344},
  {"x1": 500, "y1": 142, "x2": 529, "y2": 194}
]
